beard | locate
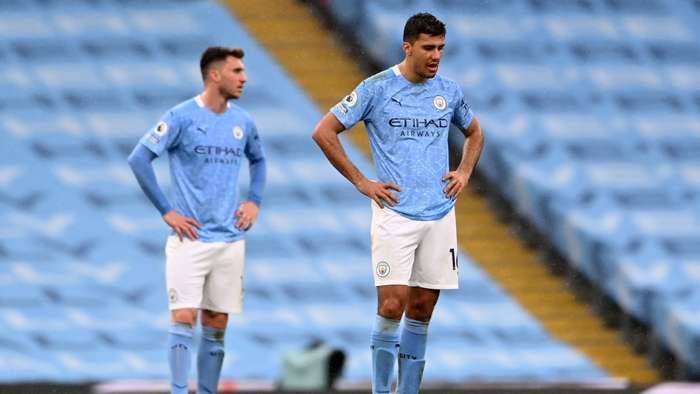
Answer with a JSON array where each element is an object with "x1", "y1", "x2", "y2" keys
[
  {"x1": 418, "y1": 69, "x2": 438, "y2": 79},
  {"x1": 219, "y1": 86, "x2": 239, "y2": 100},
  {"x1": 417, "y1": 62, "x2": 439, "y2": 79}
]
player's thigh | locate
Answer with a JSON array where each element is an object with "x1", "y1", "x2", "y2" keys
[
  {"x1": 411, "y1": 208, "x2": 459, "y2": 289},
  {"x1": 202, "y1": 240, "x2": 245, "y2": 314},
  {"x1": 165, "y1": 236, "x2": 211, "y2": 310},
  {"x1": 371, "y1": 202, "x2": 423, "y2": 286}
]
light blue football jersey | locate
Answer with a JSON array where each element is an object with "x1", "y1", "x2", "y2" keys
[
  {"x1": 330, "y1": 65, "x2": 474, "y2": 220},
  {"x1": 139, "y1": 96, "x2": 266, "y2": 242}
]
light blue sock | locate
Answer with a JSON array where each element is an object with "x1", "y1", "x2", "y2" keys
[
  {"x1": 371, "y1": 314, "x2": 400, "y2": 394},
  {"x1": 197, "y1": 326, "x2": 226, "y2": 394},
  {"x1": 398, "y1": 317, "x2": 429, "y2": 394},
  {"x1": 168, "y1": 323, "x2": 193, "y2": 394}
]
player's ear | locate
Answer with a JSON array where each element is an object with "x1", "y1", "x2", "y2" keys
[
  {"x1": 210, "y1": 67, "x2": 221, "y2": 83},
  {"x1": 402, "y1": 41, "x2": 412, "y2": 56}
]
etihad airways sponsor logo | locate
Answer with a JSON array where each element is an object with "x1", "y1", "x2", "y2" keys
[
  {"x1": 388, "y1": 118, "x2": 449, "y2": 128},
  {"x1": 193, "y1": 145, "x2": 242, "y2": 156},
  {"x1": 194, "y1": 145, "x2": 242, "y2": 165}
]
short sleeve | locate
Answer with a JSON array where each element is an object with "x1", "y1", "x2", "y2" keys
[
  {"x1": 329, "y1": 80, "x2": 375, "y2": 129},
  {"x1": 138, "y1": 110, "x2": 183, "y2": 156},
  {"x1": 451, "y1": 87, "x2": 474, "y2": 130}
]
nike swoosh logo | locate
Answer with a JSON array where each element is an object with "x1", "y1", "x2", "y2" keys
[
  {"x1": 196, "y1": 127, "x2": 206, "y2": 134},
  {"x1": 173, "y1": 383, "x2": 187, "y2": 389},
  {"x1": 390, "y1": 97, "x2": 401, "y2": 105}
]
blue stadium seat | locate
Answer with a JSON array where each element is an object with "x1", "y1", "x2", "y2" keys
[
  {"x1": 5, "y1": 0, "x2": 684, "y2": 384},
  {"x1": 323, "y1": 0, "x2": 700, "y2": 377},
  {"x1": 650, "y1": 290, "x2": 700, "y2": 372}
]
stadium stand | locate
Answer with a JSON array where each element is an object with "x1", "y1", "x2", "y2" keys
[
  {"x1": 0, "y1": 0, "x2": 614, "y2": 389},
  {"x1": 319, "y1": 0, "x2": 700, "y2": 381}
]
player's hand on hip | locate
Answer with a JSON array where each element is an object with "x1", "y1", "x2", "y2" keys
[
  {"x1": 443, "y1": 171, "x2": 469, "y2": 199},
  {"x1": 162, "y1": 210, "x2": 202, "y2": 241},
  {"x1": 235, "y1": 201, "x2": 259, "y2": 231},
  {"x1": 356, "y1": 179, "x2": 401, "y2": 208}
]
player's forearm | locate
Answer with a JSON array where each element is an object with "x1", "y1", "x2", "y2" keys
[
  {"x1": 456, "y1": 122, "x2": 484, "y2": 178},
  {"x1": 247, "y1": 157, "x2": 266, "y2": 206},
  {"x1": 127, "y1": 144, "x2": 173, "y2": 215},
  {"x1": 312, "y1": 128, "x2": 367, "y2": 187}
]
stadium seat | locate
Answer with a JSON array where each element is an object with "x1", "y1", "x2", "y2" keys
[
  {"x1": 322, "y1": 0, "x2": 700, "y2": 378},
  {"x1": 6, "y1": 0, "x2": 698, "y2": 385}
]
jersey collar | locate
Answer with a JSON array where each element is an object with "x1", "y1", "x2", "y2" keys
[{"x1": 195, "y1": 95, "x2": 231, "y2": 110}]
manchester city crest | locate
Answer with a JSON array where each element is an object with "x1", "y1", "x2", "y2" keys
[
  {"x1": 168, "y1": 288, "x2": 178, "y2": 303},
  {"x1": 433, "y1": 95, "x2": 446, "y2": 111},
  {"x1": 376, "y1": 261, "x2": 391, "y2": 278},
  {"x1": 232, "y1": 126, "x2": 244, "y2": 140}
]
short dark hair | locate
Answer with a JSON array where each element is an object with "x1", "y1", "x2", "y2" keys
[
  {"x1": 200, "y1": 46, "x2": 244, "y2": 81},
  {"x1": 403, "y1": 12, "x2": 446, "y2": 43}
]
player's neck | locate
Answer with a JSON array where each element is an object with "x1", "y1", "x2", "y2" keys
[
  {"x1": 199, "y1": 89, "x2": 228, "y2": 114},
  {"x1": 398, "y1": 61, "x2": 426, "y2": 84}
]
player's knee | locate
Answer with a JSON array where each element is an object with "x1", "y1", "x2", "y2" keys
[
  {"x1": 378, "y1": 298, "x2": 405, "y2": 319},
  {"x1": 405, "y1": 301, "x2": 434, "y2": 322},
  {"x1": 201, "y1": 310, "x2": 228, "y2": 329},
  {"x1": 171, "y1": 309, "x2": 197, "y2": 326}
]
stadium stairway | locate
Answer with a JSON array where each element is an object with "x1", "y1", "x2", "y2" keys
[
  {"x1": 221, "y1": 0, "x2": 372, "y2": 154},
  {"x1": 456, "y1": 191, "x2": 658, "y2": 384},
  {"x1": 222, "y1": 0, "x2": 659, "y2": 385}
]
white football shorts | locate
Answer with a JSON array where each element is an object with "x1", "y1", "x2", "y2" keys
[
  {"x1": 165, "y1": 236, "x2": 245, "y2": 314},
  {"x1": 371, "y1": 202, "x2": 459, "y2": 289}
]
